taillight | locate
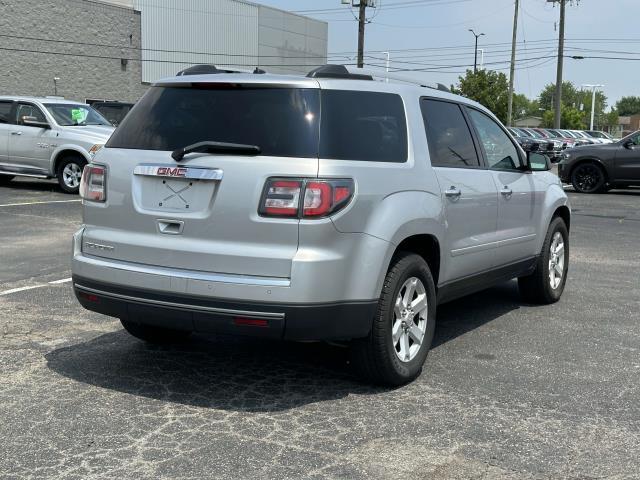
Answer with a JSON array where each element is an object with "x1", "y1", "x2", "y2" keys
[
  {"x1": 260, "y1": 178, "x2": 354, "y2": 219},
  {"x1": 261, "y1": 180, "x2": 302, "y2": 217},
  {"x1": 79, "y1": 164, "x2": 107, "y2": 202}
]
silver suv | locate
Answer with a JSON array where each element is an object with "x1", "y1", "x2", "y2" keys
[
  {"x1": 0, "y1": 96, "x2": 114, "y2": 193},
  {"x1": 72, "y1": 66, "x2": 570, "y2": 386}
]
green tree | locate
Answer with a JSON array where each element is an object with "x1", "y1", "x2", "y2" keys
[
  {"x1": 615, "y1": 96, "x2": 640, "y2": 116},
  {"x1": 513, "y1": 94, "x2": 540, "y2": 120},
  {"x1": 452, "y1": 69, "x2": 510, "y2": 123},
  {"x1": 539, "y1": 82, "x2": 607, "y2": 126},
  {"x1": 541, "y1": 106, "x2": 586, "y2": 129}
]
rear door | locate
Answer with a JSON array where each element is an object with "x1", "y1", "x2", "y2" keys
[
  {"x1": 466, "y1": 107, "x2": 541, "y2": 264},
  {"x1": 614, "y1": 132, "x2": 640, "y2": 181},
  {"x1": 0, "y1": 100, "x2": 13, "y2": 165},
  {"x1": 83, "y1": 82, "x2": 320, "y2": 279},
  {"x1": 421, "y1": 98, "x2": 498, "y2": 283}
]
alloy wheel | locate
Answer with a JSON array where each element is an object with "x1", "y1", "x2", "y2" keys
[
  {"x1": 62, "y1": 163, "x2": 82, "y2": 189},
  {"x1": 392, "y1": 277, "x2": 429, "y2": 362},
  {"x1": 548, "y1": 232, "x2": 565, "y2": 290}
]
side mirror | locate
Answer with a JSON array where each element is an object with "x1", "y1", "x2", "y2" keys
[
  {"x1": 527, "y1": 152, "x2": 551, "y2": 172},
  {"x1": 22, "y1": 116, "x2": 50, "y2": 129},
  {"x1": 623, "y1": 140, "x2": 635, "y2": 150}
]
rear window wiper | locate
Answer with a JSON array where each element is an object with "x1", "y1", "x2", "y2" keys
[{"x1": 172, "y1": 141, "x2": 261, "y2": 161}]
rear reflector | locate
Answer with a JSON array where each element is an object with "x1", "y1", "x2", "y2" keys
[
  {"x1": 79, "y1": 164, "x2": 107, "y2": 202},
  {"x1": 79, "y1": 291, "x2": 100, "y2": 303},
  {"x1": 233, "y1": 317, "x2": 269, "y2": 327}
]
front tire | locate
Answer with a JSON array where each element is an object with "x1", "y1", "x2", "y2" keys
[
  {"x1": 120, "y1": 319, "x2": 192, "y2": 344},
  {"x1": 351, "y1": 252, "x2": 436, "y2": 386},
  {"x1": 571, "y1": 162, "x2": 606, "y2": 193},
  {"x1": 57, "y1": 155, "x2": 86, "y2": 194},
  {"x1": 518, "y1": 217, "x2": 569, "y2": 304}
]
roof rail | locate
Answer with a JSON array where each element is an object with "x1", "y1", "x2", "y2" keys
[
  {"x1": 176, "y1": 64, "x2": 267, "y2": 76},
  {"x1": 344, "y1": 66, "x2": 451, "y2": 92},
  {"x1": 307, "y1": 65, "x2": 373, "y2": 81}
]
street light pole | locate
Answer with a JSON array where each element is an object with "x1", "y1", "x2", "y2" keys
[
  {"x1": 582, "y1": 84, "x2": 604, "y2": 130},
  {"x1": 468, "y1": 29, "x2": 484, "y2": 74},
  {"x1": 507, "y1": 0, "x2": 520, "y2": 127}
]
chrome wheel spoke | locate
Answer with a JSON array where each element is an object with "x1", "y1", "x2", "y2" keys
[
  {"x1": 400, "y1": 332, "x2": 411, "y2": 361},
  {"x1": 410, "y1": 293, "x2": 427, "y2": 313},
  {"x1": 402, "y1": 278, "x2": 417, "y2": 307},
  {"x1": 394, "y1": 297, "x2": 403, "y2": 319},
  {"x1": 408, "y1": 324, "x2": 423, "y2": 345},
  {"x1": 392, "y1": 320, "x2": 403, "y2": 344}
]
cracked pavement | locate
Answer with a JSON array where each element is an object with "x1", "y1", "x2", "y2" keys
[{"x1": 1, "y1": 178, "x2": 639, "y2": 479}]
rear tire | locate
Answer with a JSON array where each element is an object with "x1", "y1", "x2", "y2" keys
[
  {"x1": 56, "y1": 155, "x2": 86, "y2": 194},
  {"x1": 0, "y1": 175, "x2": 14, "y2": 184},
  {"x1": 120, "y1": 319, "x2": 192, "y2": 344},
  {"x1": 518, "y1": 217, "x2": 569, "y2": 304},
  {"x1": 351, "y1": 252, "x2": 436, "y2": 387},
  {"x1": 571, "y1": 162, "x2": 606, "y2": 193}
]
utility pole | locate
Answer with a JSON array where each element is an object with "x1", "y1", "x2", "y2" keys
[
  {"x1": 357, "y1": 1, "x2": 368, "y2": 68},
  {"x1": 550, "y1": 0, "x2": 567, "y2": 129},
  {"x1": 507, "y1": 0, "x2": 519, "y2": 127},
  {"x1": 469, "y1": 29, "x2": 484, "y2": 74},
  {"x1": 582, "y1": 84, "x2": 604, "y2": 130}
]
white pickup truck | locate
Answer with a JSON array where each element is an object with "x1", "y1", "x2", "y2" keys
[{"x1": 0, "y1": 96, "x2": 114, "y2": 193}]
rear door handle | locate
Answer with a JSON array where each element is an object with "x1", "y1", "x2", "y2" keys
[
  {"x1": 500, "y1": 187, "x2": 513, "y2": 196},
  {"x1": 444, "y1": 186, "x2": 461, "y2": 198},
  {"x1": 11, "y1": 131, "x2": 23, "y2": 136}
]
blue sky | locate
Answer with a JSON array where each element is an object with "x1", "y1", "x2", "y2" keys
[{"x1": 258, "y1": 0, "x2": 638, "y2": 109}]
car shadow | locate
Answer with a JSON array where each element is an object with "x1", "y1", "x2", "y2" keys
[
  {"x1": 2, "y1": 178, "x2": 61, "y2": 193},
  {"x1": 46, "y1": 282, "x2": 524, "y2": 412}
]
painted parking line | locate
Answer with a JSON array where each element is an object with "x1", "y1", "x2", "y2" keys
[
  {"x1": 0, "y1": 199, "x2": 81, "y2": 207},
  {"x1": 0, "y1": 278, "x2": 72, "y2": 296}
]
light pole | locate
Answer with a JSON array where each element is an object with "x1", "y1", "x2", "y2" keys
[
  {"x1": 53, "y1": 77, "x2": 60, "y2": 96},
  {"x1": 468, "y1": 29, "x2": 484, "y2": 74},
  {"x1": 382, "y1": 51, "x2": 390, "y2": 82},
  {"x1": 582, "y1": 84, "x2": 604, "y2": 130}
]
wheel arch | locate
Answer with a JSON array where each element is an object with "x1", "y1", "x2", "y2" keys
[
  {"x1": 552, "y1": 205, "x2": 571, "y2": 232},
  {"x1": 568, "y1": 157, "x2": 610, "y2": 183},
  {"x1": 52, "y1": 147, "x2": 90, "y2": 175}
]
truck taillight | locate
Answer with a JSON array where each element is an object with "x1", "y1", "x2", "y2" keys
[
  {"x1": 260, "y1": 178, "x2": 354, "y2": 219},
  {"x1": 79, "y1": 164, "x2": 107, "y2": 202}
]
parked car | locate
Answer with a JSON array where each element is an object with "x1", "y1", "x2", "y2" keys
[
  {"x1": 72, "y1": 65, "x2": 571, "y2": 386},
  {"x1": 558, "y1": 130, "x2": 640, "y2": 193},
  {"x1": 507, "y1": 127, "x2": 546, "y2": 152},
  {"x1": 0, "y1": 96, "x2": 114, "y2": 193},
  {"x1": 569, "y1": 130, "x2": 600, "y2": 145},
  {"x1": 91, "y1": 101, "x2": 134, "y2": 126},
  {"x1": 558, "y1": 129, "x2": 591, "y2": 146},
  {"x1": 584, "y1": 130, "x2": 615, "y2": 144},
  {"x1": 518, "y1": 127, "x2": 564, "y2": 160},
  {"x1": 544, "y1": 129, "x2": 581, "y2": 148}
]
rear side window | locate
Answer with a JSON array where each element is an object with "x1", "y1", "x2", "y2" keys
[
  {"x1": 320, "y1": 90, "x2": 408, "y2": 162},
  {"x1": 421, "y1": 99, "x2": 480, "y2": 168},
  {"x1": 0, "y1": 101, "x2": 12, "y2": 124},
  {"x1": 107, "y1": 86, "x2": 320, "y2": 158}
]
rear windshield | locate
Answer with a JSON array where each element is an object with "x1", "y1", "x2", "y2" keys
[{"x1": 106, "y1": 85, "x2": 408, "y2": 162}]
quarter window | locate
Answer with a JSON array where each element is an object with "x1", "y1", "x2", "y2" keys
[
  {"x1": 421, "y1": 99, "x2": 480, "y2": 168},
  {"x1": 320, "y1": 90, "x2": 408, "y2": 162},
  {"x1": 467, "y1": 108, "x2": 522, "y2": 170},
  {"x1": 0, "y1": 101, "x2": 12, "y2": 124}
]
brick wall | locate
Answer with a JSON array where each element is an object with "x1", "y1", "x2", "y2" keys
[{"x1": 0, "y1": 0, "x2": 147, "y2": 103}]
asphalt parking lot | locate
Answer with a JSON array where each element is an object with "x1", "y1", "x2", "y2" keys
[{"x1": 1, "y1": 177, "x2": 639, "y2": 480}]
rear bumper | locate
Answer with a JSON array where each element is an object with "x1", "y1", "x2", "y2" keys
[{"x1": 74, "y1": 277, "x2": 376, "y2": 341}]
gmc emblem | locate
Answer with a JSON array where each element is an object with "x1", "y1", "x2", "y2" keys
[{"x1": 157, "y1": 167, "x2": 188, "y2": 177}]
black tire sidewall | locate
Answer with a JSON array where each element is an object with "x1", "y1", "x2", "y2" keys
[
  {"x1": 378, "y1": 254, "x2": 437, "y2": 382},
  {"x1": 540, "y1": 218, "x2": 570, "y2": 302},
  {"x1": 571, "y1": 162, "x2": 605, "y2": 194},
  {"x1": 57, "y1": 156, "x2": 86, "y2": 193}
]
